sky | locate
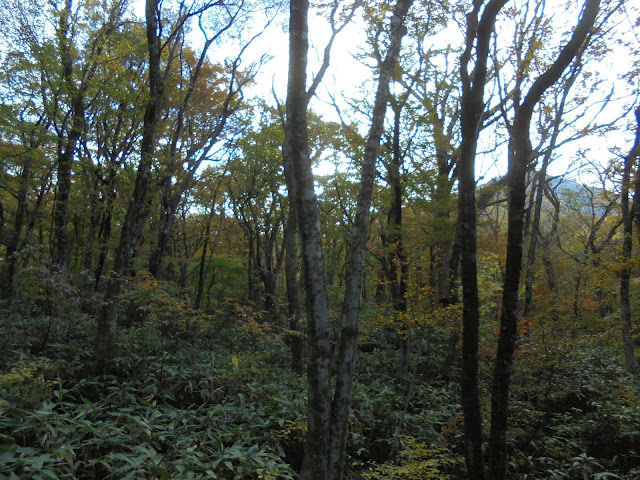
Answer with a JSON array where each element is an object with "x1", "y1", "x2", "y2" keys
[
  {"x1": 131, "y1": 0, "x2": 639, "y2": 187},
  {"x1": 248, "y1": 1, "x2": 639, "y2": 187}
]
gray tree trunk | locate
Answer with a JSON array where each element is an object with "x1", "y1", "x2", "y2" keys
[
  {"x1": 287, "y1": 2, "x2": 332, "y2": 477},
  {"x1": 328, "y1": 1, "x2": 414, "y2": 477}
]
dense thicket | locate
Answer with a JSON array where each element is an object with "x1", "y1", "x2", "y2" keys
[{"x1": 1, "y1": 0, "x2": 640, "y2": 479}]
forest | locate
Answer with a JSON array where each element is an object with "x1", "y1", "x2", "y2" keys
[{"x1": 1, "y1": 0, "x2": 640, "y2": 478}]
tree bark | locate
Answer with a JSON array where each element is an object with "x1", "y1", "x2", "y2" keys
[
  {"x1": 488, "y1": 2, "x2": 600, "y2": 478},
  {"x1": 3, "y1": 156, "x2": 31, "y2": 298},
  {"x1": 96, "y1": 0, "x2": 165, "y2": 367},
  {"x1": 287, "y1": 2, "x2": 332, "y2": 477},
  {"x1": 458, "y1": 2, "x2": 507, "y2": 478},
  {"x1": 621, "y1": 106, "x2": 639, "y2": 374},
  {"x1": 328, "y1": 1, "x2": 413, "y2": 477}
]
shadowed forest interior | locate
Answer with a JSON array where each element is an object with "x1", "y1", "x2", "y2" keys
[{"x1": 1, "y1": 0, "x2": 640, "y2": 479}]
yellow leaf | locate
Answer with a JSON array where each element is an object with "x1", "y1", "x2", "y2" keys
[{"x1": 231, "y1": 356, "x2": 239, "y2": 368}]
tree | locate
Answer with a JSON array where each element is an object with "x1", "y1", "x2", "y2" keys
[
  {"x1": 227, "y1": 111, "x2": 287, "y2": 317},
  {"x1": 191, "y1": 169, "x2": 227, "y2": 310},
  {"x1": 0, "y1": 0, "x2": 133, "y2": 279},
  {"x1": 279, "y1": 0, "x2": 360, "y2": 375},
  {"x1": 381, "y1": 97, "x2": 411, "y2": 377},
  {"x1": 620, "y1": 106, "x2": 639, "y2": 374},
  {"x1": 458, "y1": 2, "x2": 507, "y2": 478},
  {"x1": 78, "y1": 22, "x2": 148, "y2": 291},
  {"x1": 96, "y1": 0, "x2": 183, "y2": 366},
  {"x1": 328, "y1": 1, "x2": 414, "y2": 475},
  {"x1": 0, "y1": 143, "x2": 54, "y2": 298},
  {"x1": 492, "y1": 1, "x2": 620, "y2": 318},
  {"x1": 285, "y1": 1, "x2": 331, "y2": 475},
  {"x1": 488, "y1": 1, "x2": 601, "y2": 477},
  {"x1": 147, "y1": 0, "x2": 275, "y2": 279},
  {"x1": 286, "y1": 0, "x2": 414, "y2": 477}
]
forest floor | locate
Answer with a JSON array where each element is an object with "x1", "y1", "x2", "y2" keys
[{"x1": 1, "y1": 293, "x2": 639, "y2": 479}]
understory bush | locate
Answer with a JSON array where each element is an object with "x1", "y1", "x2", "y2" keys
[{"x1": 0, "y1": 295, "x2": 638, "y2": 479}]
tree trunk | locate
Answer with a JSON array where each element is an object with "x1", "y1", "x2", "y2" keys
[
  {"x1": 148, "y1": 178, "x2": 178, "y2": 279},
  {"x1": 94, "y1": 185, "x2": 115, "y2": 291},
  {"x1": 488, "y1": 2, "x2": 600, "y2": 478},
  {"x1": 287, "y1": 2, "x2": 332, "y2": 477},
  {"x1": 195, "y1": 201, "x2": 217, "y2": 310},
  {"x1": 440, "y1": 224, "x2": 461, "y2": 379},
  {"x1": 458, "y1": 2, "x2": 507, "y2": 478},
  {"x1": 388, "y1": 102, "x2": 409, "y2": 377},
  {"x1": 3, "y1": 157, "x2": 31, "y2": 298},
  {"x1": 541, "y1": 185, "x2": 560, "y2": 292},
  {"x1": 80, "y1": 169, "x2": 103, "y2": 290},
  {"x1": 288, "y1": 1, "x2": 412, "y2": 477},
  {"x1": 20, "y1": 170, "x2": 52, "y2": 267},
  {"x1": 328, "y1": 1, "x2": 413, "y2": 477},
  {"x1": 52, "y1": 91, "x2": 85, "y2": 273},
  {"x1": 523, "y1": 172, "x2": 543, "y2": 316},
  {"x1": 621, "y1": 106, "x2": 639, "y2": 374},
  {"x1": 96, "y1": 0, "x2": 165, "y2": 368}
]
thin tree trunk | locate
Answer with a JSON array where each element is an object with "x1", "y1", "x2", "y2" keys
[
  {"x1": 328, "y1": 1, "x2": 414, "y2": 477},
  {"x1": 523, "y1": 67, "x2": 579, "y2": 315},
  {"x1": 326, "y1": 237, "x2": 341, "y2": 287},
  {"x1": 440, "y1": 224, "x2": 461, "y2": 379},
  {"x1": 195, "y1": 200, "x2": 217, "y2": 310},
  {"x1": 80, "y1": 170, "x2": 103, "y2": 290},
  {"x1": 388, "y1": 102, "x2": 409, "y2": 377},
  {"x1": 148, "y1": 179, "x2": 177, "y2": 279},
  {"x1": 96, "y1": 0, "x2": 165, "y2": 367},
  {"x1": 541, "y1": 185, "x2": 560, "y2": 292},
  {"x1": 621, "y1": 106, "x2": 639, "y2": 373},
  {"x1": 458, "y1": 3, "x2": 507, "y2": 478},
  {"x1": 523, "y1": 173, "x2": 544, "y2": 316},
  {"x1": 94, "y1": 186, "x2": 115, "y2": 291},
  {"x1": 52, "y1": 92, "x2": 85, "y2": 273},
  {"x1": 20, "y1": 170, "x2": 53, "y2": 265},
  {"x1": 488, "y1": 2, "x2": 600, "y2": 478},
  {"x1": 3, "y1": 157, "x2": 31, "y2": 298}
]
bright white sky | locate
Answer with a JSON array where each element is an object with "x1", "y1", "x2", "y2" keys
[
  {"x1": 248, "y1": 2, "x2": 639, "y2": 187},
  {"x1": 132, "y1": 1, "x2": 639, "y2": 187},
  {"x1": 251, "y1": 8, "x2": 370, "y2": 123}
]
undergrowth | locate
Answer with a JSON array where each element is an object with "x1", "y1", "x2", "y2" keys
[{"x1": 0, "y1": 291, "x2": 638, "y2": 479}]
